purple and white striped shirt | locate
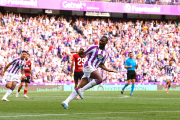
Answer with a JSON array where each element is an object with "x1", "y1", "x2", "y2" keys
[
  {"x1": 8, "y1": 58, "x2": 25, "y2": 75},
  {"x1": 164, "y1": 65, "x2": 175, "y2": 76},
  {"x1": 84, "y1": 45, "x2": 109, "y2": 69}
]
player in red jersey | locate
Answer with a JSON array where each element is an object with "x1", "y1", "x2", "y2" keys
[
  {"x1": 69, "y1": 48, "x2": 86, "y2": 100},
  {"x1": 16, "y1": 54, "x2": 33, "y2": 98}
]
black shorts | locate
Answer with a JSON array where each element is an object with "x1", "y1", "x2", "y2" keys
[
  {"x1": 21, "y1": 76, "x2": 31, "y2": 83},
  {"x1": 127, "y1": 70, "x2": 136, "y2": 80},
  {"x1": 74, "y1": 71, "x2": 84, "y2": 81}
]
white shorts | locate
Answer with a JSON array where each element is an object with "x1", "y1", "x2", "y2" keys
[
  {"x1": 5, "y1": 73, "x2": 20, "y2": 82},
  {"x1": 82, "y1": 66, "x2": 97, "y2": 82},
  {"x1": 165, "y1": 75, "x2": 173, "y2": 81}
]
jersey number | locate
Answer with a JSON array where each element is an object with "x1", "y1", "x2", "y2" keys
[{"x1": 77, "y1": 58, "x2": 85, "y2": 66}]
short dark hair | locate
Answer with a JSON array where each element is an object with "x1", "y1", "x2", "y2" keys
[
  {"x1": 21, "y1": 50, "x2": 30, "y2": 56},
  {"x1": 101, "y1": 36, "x2": 108, "y2": 42},
  {"x1": 169, "y1": 59, "x2": 174, "y2": 62},
  {"x1": 129, "y1": 52, "x2": 133, "y2": 56}
]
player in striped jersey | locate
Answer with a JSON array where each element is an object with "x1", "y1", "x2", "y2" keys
[
  {"x1": 62, "y1": 36, "x2": 117, "y2": 109},
  {"x1": 161, "y1": 60, "x2": 175, "y2": 93},
  {"x1": 16, "y1": 53, "x2": 33, "y2": 98},
  {"x1": 0, "y1": 51, "x2": 28, "y2": 101}
]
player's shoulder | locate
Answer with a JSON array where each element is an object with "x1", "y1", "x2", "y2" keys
[
  {"x1": 13, "y1": 57, "x2": 21, "y2": 61},
  {"x1": 88, "y1": 45, "x2": 99, "y2": 49},
  {"x1": 73, "y1": 53, "x2": 79, "y2": 58}
]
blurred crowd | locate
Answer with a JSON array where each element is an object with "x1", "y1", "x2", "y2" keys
[
  {"x1": 77, "y1": 0, "x2": 180, "y2": 5},
  {"x1": 0, "y1": 12, "x2": 180, "y2": 83}
]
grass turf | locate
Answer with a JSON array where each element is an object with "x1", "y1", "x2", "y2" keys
[{"x1": 0, "y1": 91, "x2": 179, "y2": 120}]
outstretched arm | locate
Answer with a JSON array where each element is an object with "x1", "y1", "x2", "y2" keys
[
  {"x1": 69, "y1": 60, "x2": 75, "y2": 76},
  {"x1": 1, "y1": 63, "x2": 11, "y2": 77},
  {"x1": 99, "y1": 63, "x2": 117, "y2": 73},
  {"x1": 71, "y1": 51, "x2": 78, "y2": 54}
]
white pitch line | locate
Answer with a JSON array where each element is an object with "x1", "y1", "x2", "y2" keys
[
  {"x1": 131, "y1": 97, "x2": 180, "y2": 99},
  {"x1": 36, "y1": 95, "x2": 130, "y2": 99},
  {"x1": 0, "y1": 111, "x2": 180, "y2": 118}
]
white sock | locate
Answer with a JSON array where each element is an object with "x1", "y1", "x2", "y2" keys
[
  {"x1": 64, "y1": 88, "x2": 78, "y2": 104},
  {"x1": 82, "y1": 79, "x2": 100, "y2": 91},
  {"x1": 3, "y1": 89, "x2": 13, "y2": 99}
]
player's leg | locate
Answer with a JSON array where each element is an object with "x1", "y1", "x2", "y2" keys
[
  {"x1": 166, "y1": 79, "x2": 170, "y2": 93},
  {"x1": 165, "y1": 78, "x2": 168, "y2": 90},
  {"x1": 23, "y1": 83, "x2": 29, "y2": 98},
  {"x1": 74, "y1": 72, "x2": 79, "y2": 88},
  {"x1": 78, "y1": 70, "x2": 103, "y2": 94},
  {"x1": 167, "y1": 80, "x2": 171, "y2": 92},
  {"x1": 74, "y1": 72, "x2": 80, "y2": 100},
  {"x1": 74, "y1": 80, "x2": 78, "y2": 88},
  {"x1": 121, "y1": 79, "x2": 131, "y2": 94},
  {"x1": 16, "y1": 82, "x2": 24, "y2": 97},
  {"x1": 62, "y1": 78, "x2": 89, "y2": 109},
  {"x1": 121, "y1": 71, "x2": 131, "y2": 94},
  {"x1": 130, "y1": 71, "x2": 136, "y2": 95},
  {"x1": 75, "y1": 72, "x2": 83, "y2": 100},
  {"x1": 130, "y1": 79, "x2": 135, "y2": 95},
  {"x1": 23, "y1": 76, "x2": 30, "y2": 98},
  {"x1": 2, "y1": 81, "x2": 17, "y2": 101}
]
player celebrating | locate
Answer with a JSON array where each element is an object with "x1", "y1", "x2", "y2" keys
[
  {"x1": 62, "y1": 36, "x2": 117, "y2": 109},
  {"x1": 0, "y1": 51, "x2": 28, "y2": 101},
  {"x1": 69, "y1": 48, "x2": 86, "y2": 100},
  {"x1": 161, "y1": 59, "x2": 176, "y2": 93},
  {"x1": 16, "y1": 53, "x2": 33, "y2": 98}
]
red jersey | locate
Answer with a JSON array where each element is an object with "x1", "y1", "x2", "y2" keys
[
  {"x1": 72, "y1": 54, "x2": 86, "y2": 72},
  {"x1": 24, "y1": 60, "x2": 31, "y2": 76}
]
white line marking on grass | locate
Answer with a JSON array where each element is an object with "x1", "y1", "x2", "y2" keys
[
  {"x1": 132, "y1": 97, "x2": 180, "y2": 99},
  {"x1": 118, "y1": 95, "x2": 129, "y2": 98},
  {"x1": 0, "y1": 111, "x2": 180, "y2": 118},
  {"x1": 37, "y1": 95, "x2": 130, "y2": 99}
]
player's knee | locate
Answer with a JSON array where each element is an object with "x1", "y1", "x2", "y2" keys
[
  {"x1": 25, "y1": 84, "x2": 29, "y2": 87},
  {"x1": 6, "y1": 84, "x2": 12, "y2": 88}
]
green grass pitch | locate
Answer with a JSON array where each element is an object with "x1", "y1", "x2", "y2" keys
[{"x1": 0, "y1": 91, "x2": 180, "y2": 120}]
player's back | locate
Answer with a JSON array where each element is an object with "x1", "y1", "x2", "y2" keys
[{"x1": 73, "y1": 54, "x2": 86, "y2": 72}]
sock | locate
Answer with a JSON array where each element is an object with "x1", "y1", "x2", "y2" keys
[
  {"x1": 64, "y1": 88, "x2": 78, "y2": 104},
  {"x1": 131, "y1": 84, "x2": 135, "y2": 94},
  {"x1": 166, "y1": 82, "x2": 168, "y2": 86},
  {"x1": 82, "y1": 79, "x2": 101, "y2": 91},
  {"x1": 122, "y1": 83, "x2": 129, "y2": 90},
  {"x1": 24, "y1": 90, "x2": 27, "y2": 95},
  {"x1": 2, "y1": 88, "x2": 14, "y2": 99}
]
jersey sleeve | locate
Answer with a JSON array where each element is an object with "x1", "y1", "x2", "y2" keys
[
  {"x1": 124, "y1": 59, "x2": 128, "y2": 66},
  {"x1": 10, "y1": 58, "x2": 19, "y2": 65},
  {"x1": 84, "y1": 46, "x2": 97, "y2": 56}
]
